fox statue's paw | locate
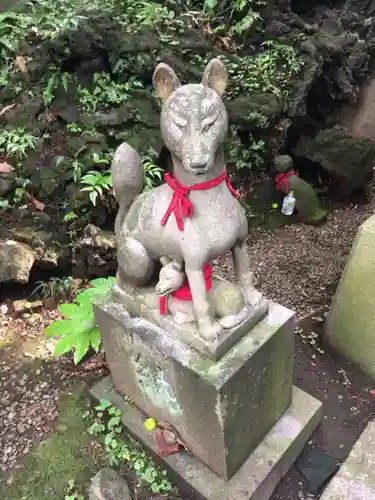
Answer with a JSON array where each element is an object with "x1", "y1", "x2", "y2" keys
[
  {"x1": 243, "y1": 286, "x2": 265, "y2": 308},
  {"x1": 199, "y1": 318, "x2": 222, "y2": 341}
]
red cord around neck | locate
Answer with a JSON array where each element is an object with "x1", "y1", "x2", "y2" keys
[
  {"x1": 161, "y1": 170, "x2": 239, "y2": 231},
  {"x1": 275, "y1": 171, "x2": 298, "y2": 193}
]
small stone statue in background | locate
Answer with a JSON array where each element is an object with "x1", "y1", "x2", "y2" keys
[{"x1": 274, "y1": 154, "x2": 328, "y2": 225}]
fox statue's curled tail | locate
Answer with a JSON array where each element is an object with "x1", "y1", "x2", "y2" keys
[{"x1": 111, "y1": 142, "x2": 144, "y2": 239}]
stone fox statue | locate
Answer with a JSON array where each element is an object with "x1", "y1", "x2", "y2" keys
[{"x1": 111, "y1": 58, "x2": 264, "y2": 341}]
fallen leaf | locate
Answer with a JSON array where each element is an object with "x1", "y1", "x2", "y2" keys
[
  {"x1": 15, "y1": 55, "x2": 27, "y2": 73},
  {"x1": 0, "y1": 103, "x2": 15, "y2": 116},
  {"x1": 0, "y1": 162, "x2": 14, "y2": 173}
]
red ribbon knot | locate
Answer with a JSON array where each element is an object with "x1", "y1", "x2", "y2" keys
[
  {"x1": 161, "y1": 170, "x2": 239, "y2": 231},
  {"x1": 275, "y1": 171, "x2": 298, "y2": 193}
]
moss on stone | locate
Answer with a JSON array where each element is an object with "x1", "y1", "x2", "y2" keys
[{"x1": 0, "y1": 383, "x2": 102, "y2": 500}]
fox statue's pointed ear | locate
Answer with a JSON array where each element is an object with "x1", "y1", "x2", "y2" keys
[
  {"x1": 202, "y1": 58, "x2": 228, "y2": 96},
  {"x1": 160, "y1": 256, "x2": 172, "y2": 266},
  {"x1": 172, "y1": 261, "x2": 184, "y2": 272},
  {"x1": 153, "y1": 63, "x2": 181, "y2": 102}
]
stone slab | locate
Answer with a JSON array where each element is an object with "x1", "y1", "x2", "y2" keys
[
  {"x1": 112, "y1": 277, "x2": 269, "y2": 361},
  {"x1": 94, "y1": 295, "x2": 295, "y2": 479},
  {"x1": 325, "y1": 214, "x2": 375, "y2": 378},
  {"x1": 321, "y1": 421, "x2": 375, "y2": 500},
  {"x1": 91, "y1": 378, "x2": 323, "y2": 500}
]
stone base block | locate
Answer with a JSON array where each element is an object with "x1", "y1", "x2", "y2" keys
[
  {"x1": 91, "y1": 378, "x2": 322, "y2": 500},
  {"x1": 321, "y1": 421, "x2": 375, "y2": 500},
  {"x1": 325, "y1": 214, "x2": 375, "y2": 377},
  {"x1": 94, "y1": 294, "x2": 295, "y2": 479}
]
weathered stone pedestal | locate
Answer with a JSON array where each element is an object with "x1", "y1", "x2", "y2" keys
[{"x1": 93, "y1": 291, "x2": 322, "y2": 498}]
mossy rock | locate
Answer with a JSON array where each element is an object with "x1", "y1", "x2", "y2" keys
[{"x1": 293, "y1": 126, "x2": 375, "y2": 193}]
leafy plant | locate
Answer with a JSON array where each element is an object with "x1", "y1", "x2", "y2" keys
[
  {"x1": 31, "y1": 276, "x2": 78, "y2": 303},
  {"x1": 203, "y1": 0, "x2": 264, "y2": 34},
  {"x1": 143, "y1": 161, "x2": 163, "y2": 191},
  {"x1": 43, "y1": 276, "x2": 115, "y2": 364},
  {"x1": 142, "y1": 149, "x2": 164, "y2": 191},
  {"x1": 79, "y1": 170, "x2": 113, "y2": 206},
  {"x1": 66, "y1": 122, "x2": 97, "y2": 136},
  {"x1": 88, "y1": 399, "x2": 174, "y2": 494},
  {"x1": 222, "y1": 45, "x2": 302, "y2": 98},
  {"x1": 0, "y1": 128, "x2": 38, "y2": 160},
  {"x1": 77, "y1": 72, "x2": 143, "y2": 112},
  {"x1": 43, "y1": 72, "x2": 71, "y2": 105},
  {"x1": 227, "y1": 126, "x2": 265, "y2": 171},
  {"x1": 0, "y1": 11, "x2": 20, "y2": 55}
]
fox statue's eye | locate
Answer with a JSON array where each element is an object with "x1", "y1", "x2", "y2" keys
[
  {"x1": 171, "y1": 113, "x2": 187, "y2": 128},
  {"x1": 202, "y1": 116, "x2": 216, "y2": 132}
]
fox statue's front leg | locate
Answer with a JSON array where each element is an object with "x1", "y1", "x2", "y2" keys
[
  {"x1": 184, "y1": 264, "x2": 222, "y2": 341},
  {"x1": 232, "y1": 241, "x2": 264, "y2": 308}
]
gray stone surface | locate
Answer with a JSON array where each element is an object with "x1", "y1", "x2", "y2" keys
[
  {"x1": 321, "y1": 421, "x2": 375, "y2": 500},
  {"x1": 325, "y1": 214, "x2": 375, "y2": 377},
  {"x1": 91, "y1": 379, "x2": 322, "y2": 500},
  {"x1": 89, "y1": 468, "x2": 131, "y2": 500},
  {"x1": 0, "y1": 239, "x2": 35, "y2": 284},
  {"x1": 94, "y1": 294, "x2": 295, "y2": 479},
  {"x1": 111, "y1": 58, "x2": 266, "y2": 343}
]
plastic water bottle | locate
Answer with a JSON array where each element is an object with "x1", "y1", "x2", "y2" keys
[{"x1": 281, "y1": 191, "x2": 296, "y2": 216}]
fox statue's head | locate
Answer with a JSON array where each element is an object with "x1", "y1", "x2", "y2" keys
[
  {"x1": 153, "y1": 59, "x2": 228, "y2": 180},
  {"x1": 155, "y1": 260, "x2": 185, "y2": 296}
]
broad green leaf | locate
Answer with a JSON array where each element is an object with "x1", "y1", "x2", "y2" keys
[
  {"x1": 61, "y1": 300, "x2": 94, "y2": 323},
  {"x1": 80, "y1": 174, "x2": 97, "y2": 184},
  {"x1": 73, "y1": 333, "x2": 91, "y2": 364},
  {"x1": 58, "y1": 303, "x2": 80, "y2": 319},
  {"x1": 89, "y1": 191, "x2": 97, "y2": 205},
  {"x1": 89, "y1": 327, "x2": 101, "y2": 353},
  {"x1": 76, "y1": 288, "x2": 100, "y2": 305},
  {"x1": 53, "y1": 332, "x2": 80, "y2": 356},
  {"x1": 90, "y1": 277, "x2": 112, "y2": 288},
  {"x1": 44, "y1": 319, "x2": 74, "y2": 338}
]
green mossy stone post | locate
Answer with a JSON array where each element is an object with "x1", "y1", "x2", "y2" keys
[
  {"x1": 325, "y1": 214, "x2": 375, "y2": 377},
  {"x1": 94, "y1": 293, "x2": 295, "y2": 480}
]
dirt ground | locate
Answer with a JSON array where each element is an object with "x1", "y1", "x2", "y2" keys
[{"x1": 1, "y1": 180, "x2": 375, "y2": 498}]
